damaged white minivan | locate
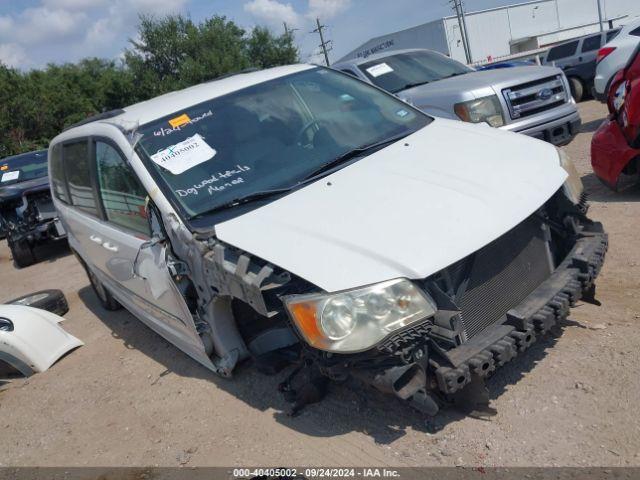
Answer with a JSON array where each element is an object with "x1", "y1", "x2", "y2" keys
[{"x1": 50, "y1": 65, "x2": 607, "y2": 415}]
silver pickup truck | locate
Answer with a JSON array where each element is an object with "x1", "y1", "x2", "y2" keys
[{"x1": 334, "y1": 49, "x2": 581, "y2": 146}]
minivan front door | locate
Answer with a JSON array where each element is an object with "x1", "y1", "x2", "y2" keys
[{"x1": 87, "y1": 139, "x2": 210, "y2": 365}]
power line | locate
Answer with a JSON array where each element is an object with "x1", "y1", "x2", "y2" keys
[{"x1": 311, "y1": 17, "x2": 332, "y2": 66}]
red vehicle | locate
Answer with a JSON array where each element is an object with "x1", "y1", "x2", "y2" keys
[{"x1": 591, "y1": 45, "x2": 640, "y2": 191}]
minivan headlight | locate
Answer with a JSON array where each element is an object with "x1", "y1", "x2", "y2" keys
[
  {"x1": 454, "y1": 95, "x2": 505, "y2": 127},
  {"x1": 557, "y1": 148, "x2": 583, "y2": 204},
  {"x1": 284, "y1": 279, "x2": 437, "y2": 353}
]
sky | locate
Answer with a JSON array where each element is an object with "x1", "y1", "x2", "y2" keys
[{"x1": 0, "y1": 0, "x2": 518, "y2": 69}]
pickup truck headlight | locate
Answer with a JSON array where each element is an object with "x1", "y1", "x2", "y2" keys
[
  {"x1": 283, "y1": 279, "x2": 437, "y2": 353},
  {"x1": 454, "y1": 95, "x2": 505, "y2": 127},
  {"x1": 558, "y1": 148, "x2": 584, "y2": 204}
]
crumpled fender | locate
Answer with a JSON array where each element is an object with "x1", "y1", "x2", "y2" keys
[
  {"x1": 0, "y1": 305, "x2": 83, "y2": 376},
  {"x1": 591, "y1": 117, "x2": 640, "y2": 190}
]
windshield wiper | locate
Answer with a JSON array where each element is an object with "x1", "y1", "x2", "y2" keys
[
  {"x1": 190, "y1": 187, "x2": 294, "y2": 218},
  {"x1": 301, "y1": 132, "x2": 412, "y2": 182},
  {"x1": 191, "y1": 132, "x2": 412, "y2": 219},
  {"x1": 393, "y1": 80, "x2": 431, "y2": 93}
]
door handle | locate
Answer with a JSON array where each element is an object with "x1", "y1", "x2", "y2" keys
[
  {"x1": 102, "y1": 242, "x2": 119, "y2": 252},
  {"x1": 90, "y1": 235, "x2": 102, "y2": 244}
]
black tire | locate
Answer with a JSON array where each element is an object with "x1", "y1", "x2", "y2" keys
[
  {"x1": 9, "y1": 239, "x2": 36, "y2": 268},
  {"x1": 569, "y1": 77, "x2": 584, "y2": 103},
  {"x1": 86, "y1": 266, "x2": 121, "y2": 311},
  {"x1": 5, "y1": 289, "x2": 69, "y2": 316}
]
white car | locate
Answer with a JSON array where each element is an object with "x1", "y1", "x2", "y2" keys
[
  {"x1": 49, "y1": 64, "x2": 607, "y2": 415},
  {"x1": 594, "y1": 17, "x2": 640, "y2": 101}
]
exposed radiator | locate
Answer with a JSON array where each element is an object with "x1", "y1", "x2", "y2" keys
[{"x1": 458, "y1": 216, "x2": 553, "y2": 339}]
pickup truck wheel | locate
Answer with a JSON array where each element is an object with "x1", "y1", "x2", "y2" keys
[
  {"x1": 9, "y1": 239, "x2": 36, "y2": 268},
  {"x1": 5, "y1": 289, "x2": 69, "y2": 316},
  {"x1": 569, "y1": 77, "x2": 584, "y2": 103},
  {"x1": 87, "y1": 267, "x2": 121, "y2": 311}
]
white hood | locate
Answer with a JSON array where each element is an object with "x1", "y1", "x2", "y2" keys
[{"x1": 216, "y1": 118, "x2": 567, "y2": 292}]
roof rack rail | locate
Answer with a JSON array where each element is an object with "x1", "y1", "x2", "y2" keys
[{"x1": 63, "y1": 109, "x2": 126, "y2": 131}]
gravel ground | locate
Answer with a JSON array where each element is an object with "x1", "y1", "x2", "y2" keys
[{"x1": 0, "y1": 100, "x2": 638, "y2": 467}]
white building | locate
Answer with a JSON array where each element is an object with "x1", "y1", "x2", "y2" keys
[{"x1": 337, "y1": 0, "x2": 640, "y2": 65}]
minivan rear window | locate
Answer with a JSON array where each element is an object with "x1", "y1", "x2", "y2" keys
[
  {"x1": 63, "y1": 141, "x2": 98, "y2": 216},
  {"x1": 547, "y1": 40, "x2": 579, "y2": 61}
]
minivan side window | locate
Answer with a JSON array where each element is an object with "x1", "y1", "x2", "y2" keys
[
  {"x1": 546, "y1": 40, "x2": 579, "y2": 61},
  {"x1": 50, "y1": 144, "x2": 70, "y2": 204},
  {"x1": 581, "y1": 34, "x2": 601, "y2": 52},
  {"x1": 95, "y1": 141, "x2": 150, "y2": 236},
  {"x1": 63, "y1": 140, "x2": 98, "y2": 216}
]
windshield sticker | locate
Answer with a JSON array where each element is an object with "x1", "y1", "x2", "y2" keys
[
  {"x1": 153, "y1": 110, "x2": 213, "y2": 137},
  {"x1": 175, "y1": 165, "x2": 251, "y2": 198},
  {"x1": 150, "y1": 134, "x2": 216, "y2": 175},
  {"x1": 1, "y1": 171, "x2": 19, "y2": 182},
  {"x1": 169, "y1": 113, "x2": 191, "y2": 129},
  {"x1": 366, "y1": 63, "x2": 394, "y2": 78},
  {"x1": 396, "y1": 109, "x2": 409, "y2": 118}
]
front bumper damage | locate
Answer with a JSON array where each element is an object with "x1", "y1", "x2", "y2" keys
[
  {"x1": 295, "y1": 205, "x2": 608, "y2": 416},
  {"x1": 433, "y1": 227, "x2": 607, "y2": 395}
]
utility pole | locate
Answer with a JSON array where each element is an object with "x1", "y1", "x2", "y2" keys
[
  {"x1": 459, "y1": 0, "x2": 473, "y2": 61},
  {"x1": 596, "y1": 0, "x2": 604, "y2": 31},
  {"x1": 283, "y1": 22, "x2": 298, "y2": 38},
  {"x1": 450, "y1": 0, "x2": 471, "y2": 64},
  {"x1": 312, "y1": 17, "x2": 332, "y2": 66}
]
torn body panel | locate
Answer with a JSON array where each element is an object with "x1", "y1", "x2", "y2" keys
[{"x1": 159, "y1": 212, "x2": 296, "y2": 377}]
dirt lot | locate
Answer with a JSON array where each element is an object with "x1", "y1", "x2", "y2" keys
[{"x1": 0, "y1": 100, "x2": 638, "y2": 467}]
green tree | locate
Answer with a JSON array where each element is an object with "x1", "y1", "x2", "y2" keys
[
  {"x1": 0, "y1": 13, "x2": 300, "y2": 158},
  {"x1": 124, "y1": 14, "x2": 299, "y2": 97}
]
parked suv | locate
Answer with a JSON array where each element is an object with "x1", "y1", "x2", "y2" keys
[
  {"x1": 333, "y1": 49, "x2": 581, "y2": 146},
  {"x1": 50, "y1": 65, "x2": 606, "y2": 415},
  {"x1": 542, "y1": 28, "x2": 621, "y2": 101},
  {"x1": 0, "y1": 150, "x2": 67, "y2": 267},
  {"x1": 594, "y1": 17, "x2": 640, "y2": 101}
]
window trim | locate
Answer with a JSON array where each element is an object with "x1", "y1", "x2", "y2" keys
[{"x1": 91, "y1": 136, "x2": 151, "y2": 239}]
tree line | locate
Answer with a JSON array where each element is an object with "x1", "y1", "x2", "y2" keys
[{"x1": 0, "y1": 14, "x2": 299, "y2": 159}]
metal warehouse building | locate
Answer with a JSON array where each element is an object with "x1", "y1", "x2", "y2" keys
[{"x1": 337, "y1": 0, "x2": 640, "y2": 64}]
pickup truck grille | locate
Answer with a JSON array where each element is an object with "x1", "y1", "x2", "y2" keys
[
  {"x1": 457, "y1": 216, "x2": 553, "y2": 339},
  {"x1": 502, "y1": 75, "x2": 568, "y2": 120}
]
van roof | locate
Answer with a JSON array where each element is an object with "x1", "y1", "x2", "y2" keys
[{"x1": 65, "y1": 64, "x2": 315, "y2": 132}]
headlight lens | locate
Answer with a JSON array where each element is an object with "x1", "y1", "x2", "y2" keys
[
  {"x1": 557, "y1": 148, "x2": 584, "y2": 204},
  {"x1": 284, "y1": 279, "x2": 437, "y2": 353},
  {"x1": 454, "y1": 95, "x2": 505, "y2": 127}
]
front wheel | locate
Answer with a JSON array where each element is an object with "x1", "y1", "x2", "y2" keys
[
  {"x1": 9, "y1": 239, "x2": 36, "y2": 268},
  {"x1": 86, "y1": 266, "x2": 121, "y2": 311},
  {"x1": 569, "y1": 77, "x2": 584, "y2": 103}
]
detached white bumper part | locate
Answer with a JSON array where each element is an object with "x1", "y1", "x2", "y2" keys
[{"x1": 0, "y1": 305, "x2": 83, "y2": 376}]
